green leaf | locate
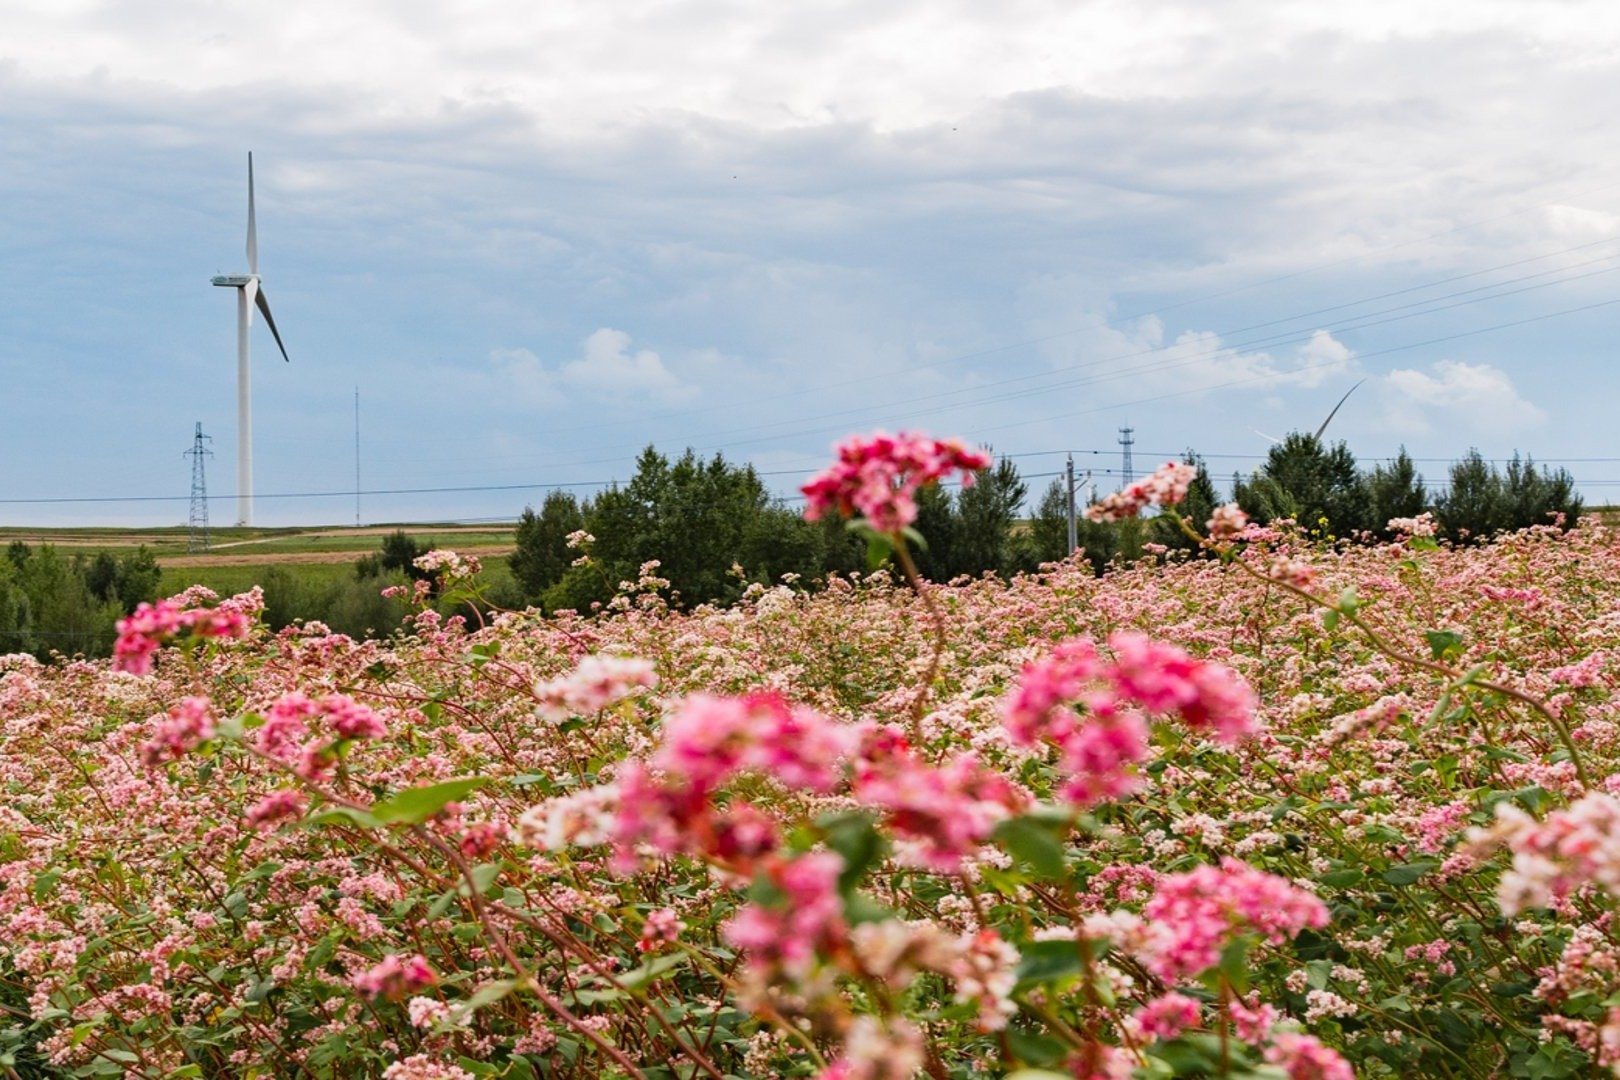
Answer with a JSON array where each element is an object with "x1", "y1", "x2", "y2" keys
[
  {"x1": 457, "y1": 862, "x2": 501, "y2": 897},
  {"x1": 1321, "y1": 609, "x2": 1339, "y2": 631},
  {"x1": 617, "y1": 952, "x2": 686, "y2": 991},
  {"x1": 371, "y1": 777, "x2": 491, "y2": 825},
  {"x1": 864, "y1": 534, "x2": 893, "y2": 570},
  {"x1": 33, "y1": 868, "x2": 62, "y2": 900},
  {"x1": 1013, "y1": 939, "x2": 1083, "y2": 992},
  {"x1": 446, "y1": 979, "x2": 517, "y2": 1026},
  {"x1": 1425, "y1": 630, "x2": 1465, "y2": 660},
  {"x1": 1337, "y1": 586, "x2": 1359, "y2": 613},
  {"x1": 1380, "y1": 861, "x2": 1438, "y2": 886},
  {"x1": 818, "y1": 811, "x2": 886, "y2": 894},
  {"x1": 993, "y1": 815, "x2": 1069, "y2": 880},
  {"x1": 1317, "y1": 868, "x2": 1364, "y2": 889},
  {"x1": 306, "y1": 807, "x2": 385, "y2": 829}
]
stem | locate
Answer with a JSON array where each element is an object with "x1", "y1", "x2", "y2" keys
[{"x1": 892, "y1": 540, "x2": 946, "y2": 731}]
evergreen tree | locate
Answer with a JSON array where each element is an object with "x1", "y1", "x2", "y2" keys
[
  {"x1": 509, "y1": 491, "x2": 586, "y2": 602},
  {"x1": 1366, "y1": 449, "x2": 1428, "y2": 534},
  {"x1": 1234, "y1": 433, "x2": 1368, "y2": 537}
]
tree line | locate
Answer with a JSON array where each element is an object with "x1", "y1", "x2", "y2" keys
[
  {"x1": 0, "y1": 434, "x2": 1584, "y2": 660},
  {"x1": 504, "y1": 436, "x2": 1585, "y2": 610},
  {"x1": 0, "y1": 543, "x2": 161, "y2": 658}
]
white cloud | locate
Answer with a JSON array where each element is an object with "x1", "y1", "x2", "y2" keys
[
  {"x1": 1378, "y1": 359, "x2": 1546, "y2": 435},
  {"x1": 489, "y1": 328, "x2": 694, "y2": 406}
]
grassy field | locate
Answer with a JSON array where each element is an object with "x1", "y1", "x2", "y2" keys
[{"x1": 3, "y1": 522, "x2": 519, "y2": 600}]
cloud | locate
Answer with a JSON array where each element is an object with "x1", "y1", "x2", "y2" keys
[
  {"x1": 489, "y1": 328, "x2": 695, "y2": 406},
  {"x1": 1378, "y1": 359, "x2": 1546, "y2": 435}
]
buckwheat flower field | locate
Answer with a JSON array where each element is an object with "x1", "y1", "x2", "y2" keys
[{"x1": 6, "y1": 434, "x2": 1620, "y2": 1079}]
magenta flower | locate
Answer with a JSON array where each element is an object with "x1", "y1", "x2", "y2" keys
[
  {"x1": 244, "y1": 788, "x2": 307, "y2": 831},
  {"x1": 352, "y1": 953, "x2": 437, "y2": 1001},
  {"x1": 1139, "y1": 858, "x2": 1329, "y2": 982},
  {"x1": 138, "y1": 695, "x2": 216, "y2": 767},
  {"x1": 801, "y1": 431, "x2": 991, "y2": 533},
  {"x1": 1085, "y1": 461, "x2": 1198, "y2": 523},
  {"x1": 854, "y1": 741, "x2": 1025, "y2": 871},
  {"x1": 721, "y1": 851, "x2": 846, "y2": 974},
  {"x1": 1105, "y1": 631, "x2": 1257, "y2": 744}
]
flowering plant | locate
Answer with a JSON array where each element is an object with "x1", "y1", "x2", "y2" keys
[{"x1": 1, "y1": 434, "x2": 1618, "y2": 1078}]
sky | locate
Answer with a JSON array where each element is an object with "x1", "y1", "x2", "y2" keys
[{"x1": 4, "y1": 0, "x2": 1620, "y2": 526}]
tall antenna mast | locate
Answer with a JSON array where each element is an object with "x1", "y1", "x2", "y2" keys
[
  {"x1": 185, "y1": 422, "x2": 214, "y2": 553},
  {"x1": 1118, "y1": 425, "x2": 1135, "y2": 489},
  {"x1": 354, "y1": 386, "x2": 361, "y2": 527}
]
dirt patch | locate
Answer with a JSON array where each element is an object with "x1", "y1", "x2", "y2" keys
[{"x1": 159, "y1": 545, "x2": 514, "y2": 569}]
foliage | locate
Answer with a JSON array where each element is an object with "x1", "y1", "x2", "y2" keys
[
  {"x1": 9, "y1": 430, "x2": 1620, "y2": 1078},
  {"x1": 1436, "y1": 450, "x2": 1582, "y2": 541}
]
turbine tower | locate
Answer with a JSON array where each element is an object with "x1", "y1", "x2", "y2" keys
[{"x1": 211, "y1": 152, "x2": 289, "y2": 527}]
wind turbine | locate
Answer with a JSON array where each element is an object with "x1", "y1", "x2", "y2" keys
[{"x1": 211, "y1": 152, "x2": 290, "y2": 527}]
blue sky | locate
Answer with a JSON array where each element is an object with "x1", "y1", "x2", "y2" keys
[{"x1": 4, "y1": 0, "x2": 1620, "y2": 526}]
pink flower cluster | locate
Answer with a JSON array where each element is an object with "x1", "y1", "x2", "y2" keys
[
  {"x1": 352, "y1": 953, "x2": 437, "y2": 1001},
  {"x1": 138, "y1": 696, "x2": 216, "y2": 767},
  {"x1": 251, "y1": 690, "x2": 388, "y2": 782},
  {"x1": 244, "y1": 788, "x2": 308, "y2": 831},
  {"x1": 801, "y1": 431, "x2": 991, "y2": 533},
  {"x1": 853, "y1": 730, "x2": 1025, "y2": 870},
  {"x1": 1138, "y1": 858, "x2": 1329, "y2": 981},
  {"x1": 533, "y1": 653, "x2": 658, "y2": 723},
  {"x1": 114, "y1": 597, "x2": 253, "y2": 674},
  {"x1": 612, "y1": 692, "x2": 855, "y2": 868},
  {"x1": 638, "y1": 907, "x2": 685, "y2": 953},
  {"x1": 1002, "y1": 633, "x2": 1257, "y2": 805},
  {"x1": 1085, "y1": 461, "x2": 1198, "y2": 523},
  {"x1": 1264, "y1": 1032, "x2": 1355, "y2": 1080},
  {"x1": 1472, "y1": 792, "x2": 1620, "y2": 914},
  {"x1": 722, "y1": 850, "x2": 846, "y2": 974}
]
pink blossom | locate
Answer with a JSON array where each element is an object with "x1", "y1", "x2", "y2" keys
[
  {"x1": 244, "y1": 788, "x2": 307, "y2": 831},
  {"x1": 138, "y1": 696, "x2": 216, "y2": 767},
  {"x1": 652, "y1": 692, "x2": 855, "y2": 793},
  {"x1": 533, "y1": 653, "x2": 658, "y2": 722},
  {"x1": 1138, "y1": 858, "x2": 1329, "y2": 981},
  {"x1": 381, "y1": 1056, "x2": 473, "y2": 1080},
  {"x1": 721, "y1": 851, "x2": 846, "y2": 974},
  {"x1": 853, "y1": 743, "x2": 1025, "y2": 870},
  {"x1": 1086, "y1": 461, "x2": 1197, "y2": 523},
  {"x1": 1264, "y1": 1033, "x2": 1354, "y2": 1080},
  {"x1": 352, "y1": 953, "x2": 437, "y2": 1001},
  {"x1": 321, "y1": 693, "x2": 387, "y2": 740},
  {"x1": 1207, "y1": 503, "x2": 1249, "y2": 540},
  {"x1": 801, "y1": 431, "x2": 991, "y2": 533},
  {"x1": 638, "y1": 907, "x2": 685, "y2": 953},
  {"x1": 1132, "y1": 991, "x2": 1202, "y2": 1040},
  {"x1": 1106, "y1": 631, "x2": 1257, "y2": 743}
]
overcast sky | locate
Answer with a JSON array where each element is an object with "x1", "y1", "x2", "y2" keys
[{"x1": 4, "y1": 0, "x2": 1620, "y2": 526}]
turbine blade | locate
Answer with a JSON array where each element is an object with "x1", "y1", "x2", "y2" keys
[
  {"x1": 1314, "y1": 379, "x2": 1365, "y2": 441},
  {"x1": 246, "y1": 152, "x2": 258, "y2": 275},
  {"x1": 255, "y1": 286, "x2": 290, "y2": 362}
]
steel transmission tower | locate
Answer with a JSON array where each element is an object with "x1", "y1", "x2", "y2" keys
[
  {"x1": 1118, "y1": 425, "x2": 1135, "y2": 488},
  {"x1": 185, "y1": 422, "x2": 213, "y2": 553}
]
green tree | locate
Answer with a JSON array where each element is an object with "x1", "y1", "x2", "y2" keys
[
  {"x1": 14, "y1": 546, "x2": 119, "y2": 659},
  {"x1": 952, "y1": 456, "x2": 1027, "y2": 578},
  {"x1": 0, "y1": 556, "x2": 34, "y2": 655},
  {"x1": 509, "y1": 491, "x2": 586, "y2": 602},
  {"x1": 1366, "y1": 448, "x2": 1428, "y2": 535},
  {"x1": 379, "y1": 531, "x2": 431, "y2": 581},
  {"x1": 1234, "y1": 433, "x2": 1368, "y2": 537}
]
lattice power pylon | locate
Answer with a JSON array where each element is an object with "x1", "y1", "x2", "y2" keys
[
  {"x1": 1118, "y1": 425, "x2": 1135, "y2": 489},
  {"x1": 185, "y1": 422, "x2": 213, "y2": 553}
]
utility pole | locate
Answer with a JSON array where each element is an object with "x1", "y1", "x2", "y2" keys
[
  {"x1": 354, "y1": 387, "x2": 362, "y2": 528},
  {"x1": 185, "y1": 422, "x2": 213, "y2": 553},
  {"x1": 1118, "y1": 426, "x2": 1135, "y2": 488},
  {"x1": 1065, "y1": 454, "x2": 1077, "y2": 551}
]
